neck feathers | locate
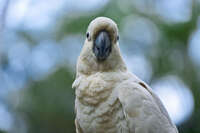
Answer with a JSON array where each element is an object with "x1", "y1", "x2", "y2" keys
[{"x1": 77, "y1": 43, "x2": 127, "y2": 76}]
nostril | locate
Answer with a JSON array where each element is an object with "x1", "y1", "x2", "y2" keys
[
  {"x1": 95, "y1": 47, "x2": 100, "y2": 54},
  {"x1": 105, "y1": 47, "x2": 110, "y2": 52}
]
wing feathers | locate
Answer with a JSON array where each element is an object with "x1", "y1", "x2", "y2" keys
[
  {"x1": 138, "y1": 81, "x2": 173, "y2": 126},
  {"x1": 118, "y1": 80, "x2": 178, "y2": 133}
]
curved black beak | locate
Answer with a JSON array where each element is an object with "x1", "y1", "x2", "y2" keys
[{"x1": 93, "y1": 31, "x2": 111, "y2": 61}]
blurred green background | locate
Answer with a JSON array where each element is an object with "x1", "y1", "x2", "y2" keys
[{"x1": 0, "y1": 0, "x2": 200, "y2": 133}]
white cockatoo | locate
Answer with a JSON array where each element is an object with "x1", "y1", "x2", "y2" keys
[{"x1": 72, "y1": 17, "x2": 178, "y2": 133}]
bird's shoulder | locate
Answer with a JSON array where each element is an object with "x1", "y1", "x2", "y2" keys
[
  {"x1": 116, "y1": 73, "x2": 167, "y2": 119},
  {"x1": 116, "y1": 74, "x2": 178, "y2": 132},
  {"x1": 117, "y1": 76, "x2": 157, "y2": 115}
]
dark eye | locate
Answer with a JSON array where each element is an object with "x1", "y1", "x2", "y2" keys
[
  {"x1": 86, "y1": 32, "x2": 89, "y2": 38},
  {"x1": 96, "y1": 47, "x2": 99, "y2": 50},
  {"x1": 117, "y1": 35, "x2": 119, "y2": 41}
]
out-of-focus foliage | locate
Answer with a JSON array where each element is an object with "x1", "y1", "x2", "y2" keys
[
  {"x1": 17, "y1": 68, "x2": 75, "y2": 133},
  {"x1": 0, "y1": 0, "x2": 200, "y2": 133}
]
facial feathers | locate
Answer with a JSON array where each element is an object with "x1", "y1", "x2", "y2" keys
[{"x1": 77, "y1": 17, "x2": 127, "y2": 75}]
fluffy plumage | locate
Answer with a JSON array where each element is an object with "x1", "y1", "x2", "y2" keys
[{"x1": 72, "y1": 17, "x2": 178, "y2": 133}]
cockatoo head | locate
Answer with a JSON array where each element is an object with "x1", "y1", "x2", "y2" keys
[
  {"x1": 77, "y1": 17, "x2": 126, "y2": 74},
  {"x1": 86, "y1": 17, "x2": 119, "y2": 61}
]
